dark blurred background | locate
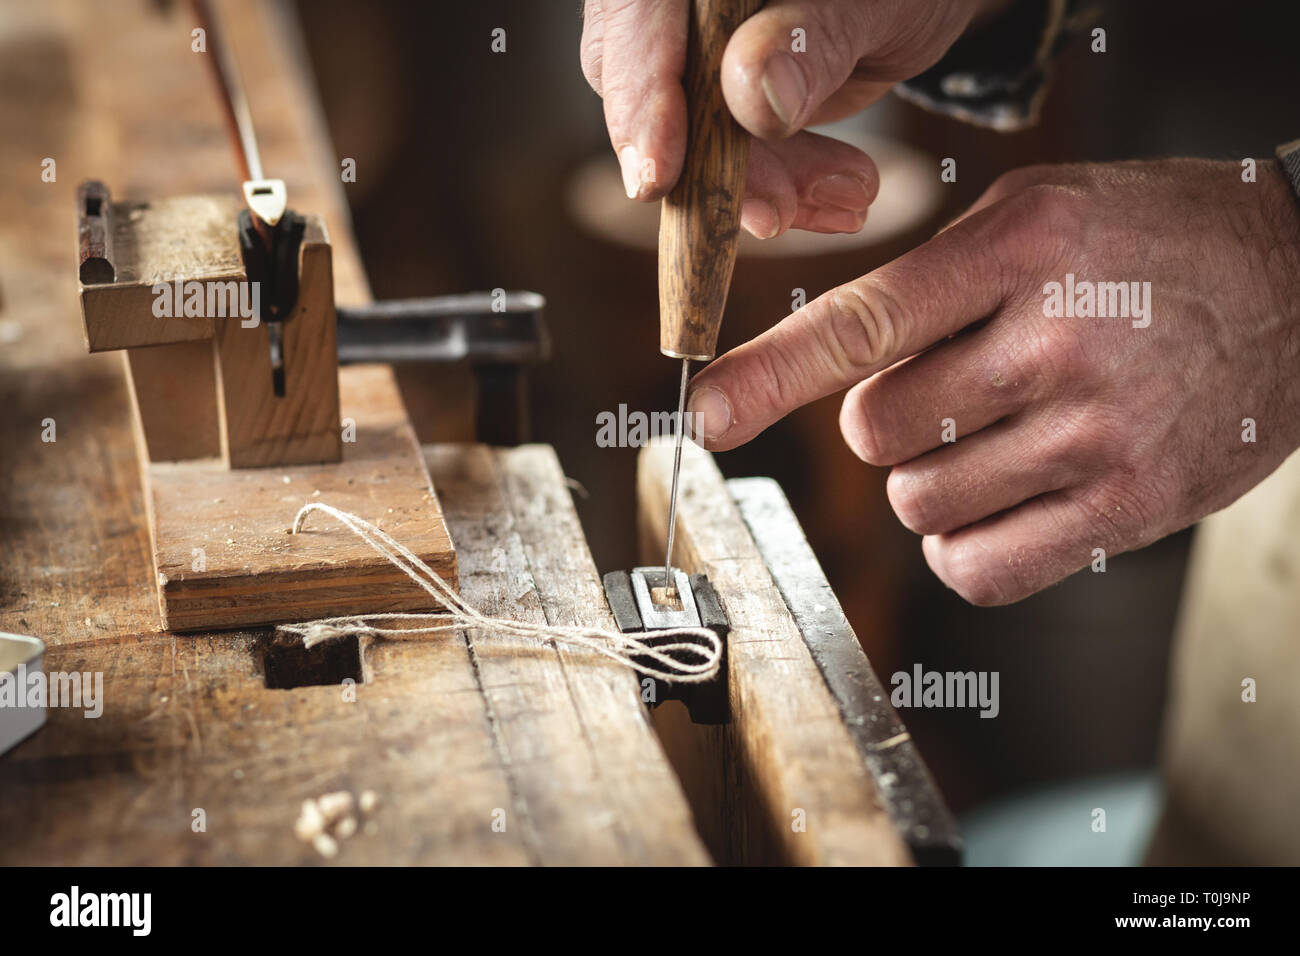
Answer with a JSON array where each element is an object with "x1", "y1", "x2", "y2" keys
[{"x1": 292, "y1": 0, "x2": 1300, "y2": 822}]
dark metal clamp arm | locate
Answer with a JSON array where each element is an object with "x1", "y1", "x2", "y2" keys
[{"x1": 336, "y1": 290, "x2": 549, "y2": 444}]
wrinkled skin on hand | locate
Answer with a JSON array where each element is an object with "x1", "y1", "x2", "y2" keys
[
  {"x1": 578, "y1": 3, "x2": 1300, "y2": 605},
  {"x1": 687, "y1": 160, "x2": 1300, "y2": 604},
  {"x1": 580, "y1": 0, "x2": 990, "y2": 237}
]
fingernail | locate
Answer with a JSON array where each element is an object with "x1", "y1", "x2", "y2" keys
[
  {"x1": 619, "y1": 145, "x2": 642, "y2": 199},
  {"x1": 687, "y1": 386, "x2": 733, "y2": 442},
  {"x1": 741, "y1": 198, "x2": 781, "y2": 239},
  {"x1": 810, "y1": 173, "x2": 870, "y2": 213},
  {"x1": 761, "y1": 52, "x2": 808, "y2": 130},
  {"x1": 807, "y1": 205, "x2": 867, "y2": 234}
]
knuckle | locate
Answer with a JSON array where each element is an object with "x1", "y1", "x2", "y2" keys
[
  {"x1": 1023, "y1": 324, "x2": 1095, "y2": 393},
  {"x1": 999, "y1": 184, "x2": 1086, "y2": 262},
  {"x1": 818, "y1": 280, "x2": 901, "y2": 373},
  {"x1": 754, "y1": 345, "x2": 799, "y2": 416},
  {"x1": 986, "y1": 165, "x2": 1050, "y2": 203},
  {"x1": 579, "y1": 3, "x2": 605, "y2": 93},
  {"x1": 1033, "y1": 410, "x2": 1111, "y2": 483},
  {"x1": 728, "y1": 341, "x2": 799, "y2": 425},
  {"x1": 887, "y1": 467, "x2": 938, "y2": 534},
  {"x1": 978, "y1": 334, "x2": 1038, "y2": 405},
  {"x1": 935, "y1": 538, "x2": 1016, "y2": 607},
  {"x1": 1085, "y1": 475, "x2": 1170, "y2": 549},
  {"x1": 839, "y1": 383, "x2": 892, "y2": 465},
  {"x1": 580, "y1": 47, "x2": 604, "y2": 94}
]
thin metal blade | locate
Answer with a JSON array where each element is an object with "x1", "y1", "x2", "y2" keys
[{"x1": 661, "y1": 358, "x2": 690, "y2": 600}]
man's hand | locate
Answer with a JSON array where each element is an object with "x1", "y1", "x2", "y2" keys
[
  {"x1": 580, "y1": 0, "x2": 993, "y2": 238},
  {"x1": 686, "y1": 160, "x2": 1300, "y2": 604}
]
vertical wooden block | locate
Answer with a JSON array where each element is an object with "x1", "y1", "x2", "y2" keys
[
  {"x1": 215, "y1": 217, "x2": 342, "y2": 468},
  {"x1": 122, "y1": 341, "x2": 221, "y2": 462}
]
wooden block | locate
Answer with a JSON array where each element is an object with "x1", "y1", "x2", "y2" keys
[
  {"x1": 122, "y1": 341, "x2": 221, "y2": 461},
  {"x1": 638, "y1": 440, "x2": 913, "y2": 866},
  {"x1": 214, "y1": 218, "x2": 343, "y2": 467},
  {"x1": 79, "y1": 195, "x2": 242, "y2": 351},
  {"x1": 79, "y1": 193, "x2": 342, "y2": 468},
  {"x1": 147, "y1": 364, "x2": 454, "y2": 631}
]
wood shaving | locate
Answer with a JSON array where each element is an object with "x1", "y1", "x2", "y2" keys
[{"x1": 295, "y1": 788, "x2": 380, "y2": 858}]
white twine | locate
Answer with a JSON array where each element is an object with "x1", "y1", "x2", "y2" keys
[{"x1": 277, "y1": 503, "x2": 722, "y2": 683}]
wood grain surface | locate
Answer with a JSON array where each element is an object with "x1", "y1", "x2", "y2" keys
[
  {"x1": 148, "y1": 364, "x2": 454, "y2": 632},
  {"x1": 212, "y1": 216, "x2": 343, "y2": 468},
  {"x1": 639, "y1": 440, "x2": 914, "y2": 866},
  {"x1": 0, "y1": 0, "x2": 706, "y2": 865},
  {"x1": 124, "y1": 341, "x2": 223, "y2": 462},
  {"x1": 79, "y1": 196, "x2": 238, "y2": 352},
  {"x1": 0, "y1": 0, "x2": 933, "y2": 867}
]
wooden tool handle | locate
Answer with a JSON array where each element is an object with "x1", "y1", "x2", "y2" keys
[{"x1": 658, "y1": 0, "x2": 763, "y2": 361}]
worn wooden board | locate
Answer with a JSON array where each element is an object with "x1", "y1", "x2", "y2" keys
[
  {"x1": 731, "y1": 477, "x2": 961, "y2": 865},
  {"x1": 0, "y1": 441, "x2": 709, "y2": 865},
  {"x1": 148, "y1": 364, "x2": 454, "y2": 632},
  {"x1": 79, "y1": 196, "x2": 239, "y2": 351},
  {"x1": 638, "y1": 440, "x2": 914, "y2": 866},
  {"x1": 429, "y1": 445, "x2": 710, "y2": 865},
  {"x1": 0, "y1": 0, "x2": 708, "y2": 866}
]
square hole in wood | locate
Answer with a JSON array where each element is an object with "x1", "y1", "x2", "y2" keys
[{"x1": 261, "y1": 632, "x2": 363, "y2": 690}]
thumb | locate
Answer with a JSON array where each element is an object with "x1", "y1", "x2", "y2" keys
[{"x1": 720, "y1": 0, "x2": 970, "y2": 139}]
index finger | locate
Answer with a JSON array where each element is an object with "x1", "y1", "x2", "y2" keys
[
  {"x1": 582, "y1": 0, "x2": 689, "y2": 201},
  {"x1": 686, "y1": 188, "x2": 1067, "y2": 450}
]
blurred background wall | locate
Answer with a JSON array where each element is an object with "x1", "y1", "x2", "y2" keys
[{"x1": 292, "y1": 0, "x2": 1300, "y2": 818}]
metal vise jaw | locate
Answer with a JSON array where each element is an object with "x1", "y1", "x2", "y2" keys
[{"x1": 602, "y1": 568, "x2": 730, "y2": 724}]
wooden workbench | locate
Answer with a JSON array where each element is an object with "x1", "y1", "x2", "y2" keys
[{"x1": 0, "y1": 0, "x2": 955, "y2": 865}]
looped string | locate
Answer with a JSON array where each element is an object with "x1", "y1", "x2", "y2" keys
[{"x1": 277, "y1": 503, "x2": 722, "y2": 683}]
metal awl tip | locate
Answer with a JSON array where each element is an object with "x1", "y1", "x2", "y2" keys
[{"x1": 662, "y1": 357, "x2": 690, "y2": 595}]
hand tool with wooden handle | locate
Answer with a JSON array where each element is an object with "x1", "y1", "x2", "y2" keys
[{"x1": 658, "y1": 0, "x2": 763, "y2": 597}]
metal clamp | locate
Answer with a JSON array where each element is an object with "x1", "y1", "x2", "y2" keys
[
  {"x1": 602, "y1": 568, "x2": 730, "y2": 724},
  {"x1": 336, "y1": 291, "x2": 549, "y2": 444}
]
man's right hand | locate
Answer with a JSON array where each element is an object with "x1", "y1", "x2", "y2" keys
[{"x1": 579, "y1": 0, "x2": 996, "y2": 239}]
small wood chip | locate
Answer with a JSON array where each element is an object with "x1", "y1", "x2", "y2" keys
[
  {"x1": 312, "y1": 832, "x2": 338, "y2": 858},
  {"x1": 297, "y1": 789, "x2": 381, "y2": 856},
  {"x1": 317, "y1": 790, "x2": 354, "y2": 822},
  {"x1": 294, "y1": 799, "x2": 325, "y2": 841}
]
